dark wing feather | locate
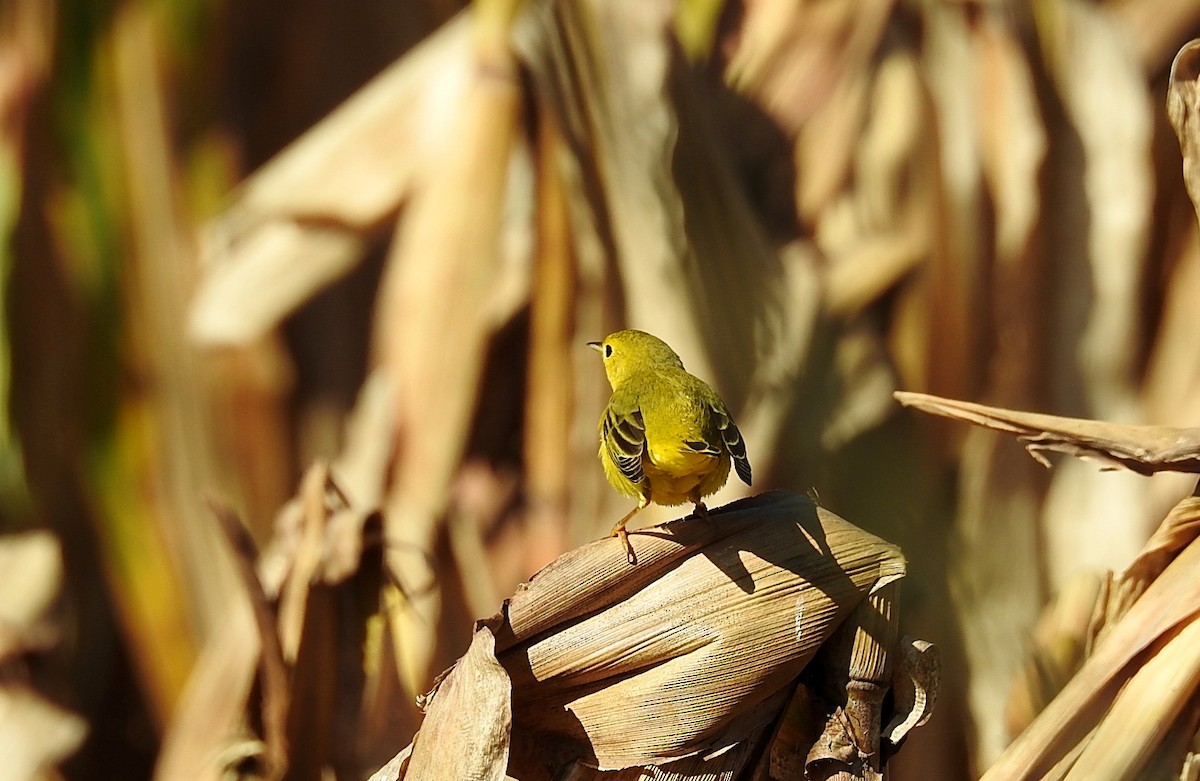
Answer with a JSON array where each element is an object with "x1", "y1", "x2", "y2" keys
[
  {"x1": 714, "y1": 409, "x2": 752, "y2": 486},
  {"x1": 603, "y1": 405, "x2": 647, "y2": 486},
  {"x1": 683, "y1": 439, "x2": 721, "y2": 456}
]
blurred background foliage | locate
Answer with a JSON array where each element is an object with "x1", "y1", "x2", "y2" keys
[{"x1": 3, "y1": 0, "x2": 1200, "y2": 778}]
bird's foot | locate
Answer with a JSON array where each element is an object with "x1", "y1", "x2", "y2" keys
[
  {"x1": 610, "y1": 523, "x2": 638, "y2": 565},
  {"x1": 609, "y1": 503, "x2": 644, "y2": 566}
]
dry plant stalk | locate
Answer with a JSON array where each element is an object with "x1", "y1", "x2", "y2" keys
[{"x1": 377, "y1": 492, "x2": 937, "y2": 781}]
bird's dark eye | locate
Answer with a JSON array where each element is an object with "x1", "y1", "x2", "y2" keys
[{"x1": 604, "y1": 344, "x2": 613, "y2": 358}]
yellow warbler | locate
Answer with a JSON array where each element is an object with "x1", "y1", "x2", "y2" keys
[{"x1": 589, "y1": 330, "x2": 752, "y2": 564}]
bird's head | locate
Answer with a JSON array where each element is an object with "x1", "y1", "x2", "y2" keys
[{"x1": 588, "y1": 329, "x2": 685, "y2": 390}]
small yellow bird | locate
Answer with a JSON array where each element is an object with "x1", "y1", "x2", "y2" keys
[{"x1": 589, "y1": 330, "x2": 752, "y2": 564}]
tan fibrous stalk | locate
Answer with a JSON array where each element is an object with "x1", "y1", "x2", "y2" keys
[
  {"x1": 846, "y1": 581, "x2": 900, "y2": 716},
  {"x1": 808, "y1": 578, "x2": 901, "y2": 781}
]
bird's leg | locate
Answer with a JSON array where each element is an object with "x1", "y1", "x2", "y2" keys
[
  {"x1": 610, "y1": 503, "x2": 644, "y2": 565},
  {"x1": 687, "y1": 488, "x2": 710, "y2": 522}
]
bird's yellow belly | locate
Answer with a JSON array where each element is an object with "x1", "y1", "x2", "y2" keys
[{"x1": 643, "y1": 447, "x2": 728, "y2": 506}]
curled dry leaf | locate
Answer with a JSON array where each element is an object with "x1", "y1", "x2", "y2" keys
[
  {"x1": 1168, "y1": 39, "x2": 1200, "y2": 225},
  {"x1": 375, "y1": 492, "x2": 931, "y2": 780},
  {"x1": 894, "y1": 391, "x2": 1200, "y2": 475},
  {"x1": 499, "y1": 491, "x2": 908, "y2": 773},
  {"x1": 883, "y1": 637, "x2": 940, "y2": 749}
]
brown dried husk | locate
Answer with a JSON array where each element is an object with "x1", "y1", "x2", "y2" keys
[{"x1": 405, "y1": 491, "x2": 909, "y2": 775}]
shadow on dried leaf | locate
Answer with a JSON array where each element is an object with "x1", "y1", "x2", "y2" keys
[{"x1": 377, "y1": 491, "x2": 937, "y2": 781}]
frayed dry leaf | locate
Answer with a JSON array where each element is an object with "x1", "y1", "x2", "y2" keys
[
  {"x1": 159, "y1": 476, "x2": 405, "y2": 781},
  {"x1": 277, "y1": 463, "x2": 339, "y2": 661},
  {"x1": 403, "y1": 625, "x2": 511, "y2": 781},
  {"x1": 894, "y1": 391, "x2": 1200, "y2": 474}
]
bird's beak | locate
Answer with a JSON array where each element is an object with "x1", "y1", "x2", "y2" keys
[{"x1": 587, "y1": 341, "x2": 602, "y2": 352}]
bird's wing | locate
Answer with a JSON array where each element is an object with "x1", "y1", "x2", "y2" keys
[
  {"x1": 602, "y1": 402, "x2": 647, "y2": 487},
  {"x1": 713, "y1": 408, "x2": 752, "y2": 486}
]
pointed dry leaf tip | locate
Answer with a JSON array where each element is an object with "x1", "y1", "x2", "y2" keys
[{"x1": 1122, "y1": 494, "x2": 1200, "y2": 589}]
